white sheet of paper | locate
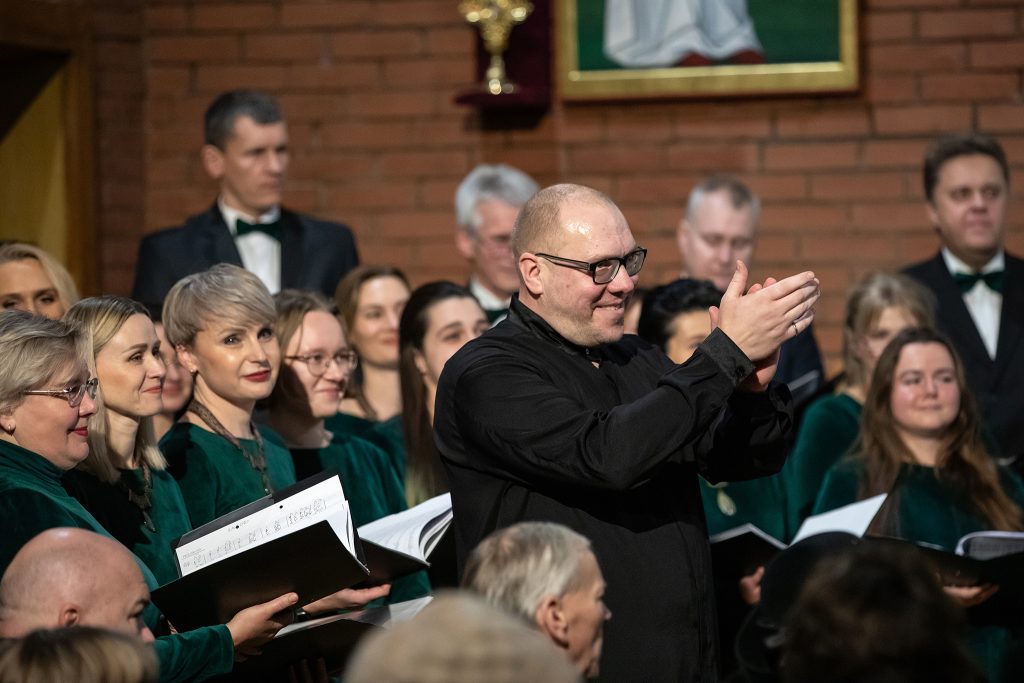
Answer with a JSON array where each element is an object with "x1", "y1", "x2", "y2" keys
[
  {"x1": 357, "y1": 493, "x2": 452, "y2": 561},
  {"x1": 175, "y1": 475, "x2": 353, "y2": 576},
  {"x1": 791, "y1": 493, "x2": 887, "y2": 545}
]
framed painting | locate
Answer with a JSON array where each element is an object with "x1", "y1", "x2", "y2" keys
[{"x1": 557, "y1": 0, "x2": 859, "y2": 100}]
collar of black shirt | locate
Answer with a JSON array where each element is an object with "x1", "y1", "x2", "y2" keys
[{"x1": 508, "y1": 297, "x2": 607, "y2": 365}]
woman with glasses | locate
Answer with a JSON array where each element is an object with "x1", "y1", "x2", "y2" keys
[
  {"x1": 398, "y1": 282, "x2": 489, "y2": 506},
  {"x1": 0, "y1": 242, "x2": 80, "y2": 319},
  {"x1": 264, "y1": 289, "x2": 405, "y2": 527},
  {"x1": 0, "y1": 309, "x2": 294, "y2": 681},
  {"x1": 328, "y1": 266, "x2": 411, "y2": 480}
]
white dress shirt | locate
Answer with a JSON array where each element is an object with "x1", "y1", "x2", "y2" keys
[
  {"x1": 942, "y1": 248, "x2": 1004, "y2": 360},
  {"x1": 219, "y1": 199, "x2": 282, "y2": 294},
  {"x1": 469, "y1": 278, "x2": 511, "y2": 326}
]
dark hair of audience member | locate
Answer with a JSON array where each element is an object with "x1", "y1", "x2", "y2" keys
[
  {"x1": 398, "y1": 281, "x2": 476, "y2": 504},
  {"x1": 922, "y1": 133, "x2": 1009, "y2": 201},
  {"x1": 637, "y1": 278, "x2": 722, "y2": 351},
  {"x1": 204, "y1": 89, "x2": 283, "y2": 149},
  {"x1": 859, "y1": 327, "x2": 1023, "y2": 532},
  {"x1": 0, "y1": 626, "x2": 158, "y2": 683},
  {"x1": 782, "y1": 544, "x2": 981, "y2": 683}
]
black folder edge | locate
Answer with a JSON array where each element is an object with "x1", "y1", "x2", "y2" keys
[
  {"x1": 169, "y1": 469, "x2": 344, "y2": 577},
  {"x1": 866, "y1": 536, "x2": 1024, "y2": 597},
  {"x1": 152, "y1": 519, "x2": 369, "y2": 633},
  {"x1": 355, "y1": 538, "x2": 430, "y2": 587},
  {"x1": 708, "y1": 524, "x2": 787, "y2": 578}
]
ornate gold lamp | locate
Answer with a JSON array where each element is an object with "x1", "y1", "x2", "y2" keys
[{"x1": 458, "y1": 0, "x2": 533, "y2": 95}]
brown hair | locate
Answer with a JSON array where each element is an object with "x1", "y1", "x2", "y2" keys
[
  {"x1": 0, "y1": 626, "x2": 158, "y2": 683},
  {"x1": 268, "y1": 289, "x2": 338, "y2": 412},
  {"x1": 858, "y1": 328, "x2": 1023, "y2": 532}
]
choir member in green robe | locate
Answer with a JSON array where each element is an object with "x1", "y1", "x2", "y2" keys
[
  {"x1": 783, "y1": 272, "x2": 934, "y2": 538},
  {"x1": 0, "y1": 310, "x2": 298, "y2": 682},
  {"x1": 328, "y1": 266, "x2": 411, "y2": 478},
  {"x1": 813, "y1": 328, "x2": 1024, "y2": 683},
  {"x1": 265, "y1": 290, "x2": 428, "y2": 601},
  {"x1": 160, "y1": 265, "x2": 389, "y2": 614},
  {"x1": 397, "y1": 281, "x2": 489, "y2": 507}
]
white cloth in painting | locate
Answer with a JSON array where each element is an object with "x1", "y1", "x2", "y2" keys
[{"x1": 604, "y1": 0, "x2": 762, "y2": 68}]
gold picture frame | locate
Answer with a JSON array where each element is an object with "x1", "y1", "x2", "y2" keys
[{"x1": 558, "y1": 0, "x2": 859, "y2": 100}]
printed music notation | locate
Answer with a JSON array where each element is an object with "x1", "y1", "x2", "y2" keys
[{"x1": 175, "y1": 476, "x2": 353, "y2": 576}]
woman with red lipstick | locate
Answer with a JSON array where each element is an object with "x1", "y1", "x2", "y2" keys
[
  {"x1": 327, "y1": 266, "x2": 411, "y2": 479},
  {"x1": 264, "y1": 290, "x2": 405, "y2": 527},
  {"x1": 62, "y1": 296, "x2": 188, "y2": 585},
  {"x1": 158, "y1": 264, "x2": 296, "y2": 528},
  {"x1": 0, "y1": 309, "x2": 295, "y2": 681}
]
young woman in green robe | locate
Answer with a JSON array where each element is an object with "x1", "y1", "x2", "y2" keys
[
  {"x1": 814, "y1": 328, "x2": 1024, "y2": 683},
  {"x1": 160, "y1": 264, "x2": 388, "y2": 614},
  {"x1": 0, "y1": 310, "x2": 294, "y2": 683}
]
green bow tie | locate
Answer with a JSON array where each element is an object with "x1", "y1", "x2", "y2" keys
[
  {"x1": 236, "y1": 218, "x2": 282, "y2": 241},
  {"x1": 953, "y1": 270, "x2": 1004, "y2": 294}
]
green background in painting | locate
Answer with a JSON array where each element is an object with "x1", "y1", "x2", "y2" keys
[{"x1": 577, "y1": 1, "x2": 841, "y2": 71}]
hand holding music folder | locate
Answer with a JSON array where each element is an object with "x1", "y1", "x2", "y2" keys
[
  {"x1": 152, "y1": 471, "x2": 370, "y2": 633},
  {"x1": 356, "y1": 493, "x2": 453, "y2": 586}
]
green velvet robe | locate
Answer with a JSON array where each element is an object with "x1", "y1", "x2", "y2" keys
[
  {"x1": 814, "y1": 457, "x2": 1024, "y2": 683},
  {"x1": 0, "y1": 440, "x2": 233, "y2": 683},
  {"x1": 161, "y1": 423, "x2": 297, "y2": 528},
  {"x1": 781, "y1": 393, "x2": 862, "y2": 540},
  {"x1": 64, "y1": 467, "x2": 192, "y2": 586},
  {"x1": 324, "y1": 412, "x2": 406, "y2": 484},
  {"x1": 700, "y1": 475, "x2": 787, "y2": 542}
]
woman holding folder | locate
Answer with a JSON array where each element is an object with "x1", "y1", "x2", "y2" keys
[
  {"x1": 0, "y1": 309, "x2": 294, "y2": 681},
  {"x1": 813, "y1": 327, "x2": 1024, "y2": 682}
]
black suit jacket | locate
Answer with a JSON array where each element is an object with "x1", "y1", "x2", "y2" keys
[
  {"x1": 131, "y1": 204, "x2": 359, "y2": 309},
  {"x1": 905, "y1": 252, "x2": 1024, "y2": 466}
]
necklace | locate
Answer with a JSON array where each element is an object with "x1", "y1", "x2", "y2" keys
[
  {"x1": 187, "y1": 400, "x2": 274, "y2": 495},
  {"x1": 119, "y1": 464, "x2": 156, "y2": 532},
  {"x1": 708, "y1": 481, "x2": 737, "y2": 517}
]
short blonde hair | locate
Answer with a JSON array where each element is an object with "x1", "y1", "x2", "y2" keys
[
  {"x1": 0, "y1": 311, "x2": 85, "y2": 415},
  {"x1": 64, "y1": 296, "x2": 166, "y2": 483},
  {"x1": 0, "y1": 626, "x2": 158, "y2": 683},
  {"x1": 162, "y1": 264, "x2": 276, "y2": 347},
  {"x1": 0, "y1": 242, "x2": 80, "y2": 314}
]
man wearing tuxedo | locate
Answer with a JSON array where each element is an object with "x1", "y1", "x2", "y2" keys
[
  {"x1": 455, "y1": 164, "x2": 539, "y2": 324},
  {"x1": 132, "y1": 90, "x2": 358, "y2": 309},
  {"x1": 905, "y1": 133, "x2": 1024, "y2": 468}
]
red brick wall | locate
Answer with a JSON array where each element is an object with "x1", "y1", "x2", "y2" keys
[{"x1": 130, "y1": 0, "x2": 1024, "y2": 370}]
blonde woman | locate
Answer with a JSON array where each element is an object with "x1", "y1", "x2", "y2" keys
[{"x1": 0, "y1": 242, "x2": 79, "y2": 318}]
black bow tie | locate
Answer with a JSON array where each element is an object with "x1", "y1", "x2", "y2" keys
[
  {"x1": 953, "y1": 270, "x2": 1004, "y2": 294},
  {"x1": 236, "y1": 218, "x2": 282, "y2": 241}
]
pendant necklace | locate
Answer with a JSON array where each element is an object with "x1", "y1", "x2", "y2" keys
[{"x1": 187, "y1": 400, "x2": 273, "y2": 495}]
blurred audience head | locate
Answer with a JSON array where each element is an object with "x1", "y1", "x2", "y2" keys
[
  {"x1": 345, "y1": 592, "x2": 581, "y2": 683},
  {"x1": 0, "y1": 311, "x2": 94, "y2": 470},
  {"x1": 637, "y1": 278, "x2": 722, "y2": 363},
  {"x1": 782, "y1": 543, "x2": 980, "y2": 683},
  {"x1": 462, "y1": 522, "x2": 610, "y2": 678},
  {"x1": 64, "y1": 296, "x2": 167, "y2": 484},
  {"x1": 399, "y1": 281, "x2": 488, "y2": 503},
  {"x1": 0, "y1": 528, "x2": 153, "y2": 642},
  {"x1": 677, "y1": 175, "x2": 760, "y2": 291},
  {"x1": 0, "y1": 626, "x2": 157, "y2": 683},
  {"x1": 456, "y1": 164, "x2": 539, "y2": 301},
  {"x1": 0, "y1": 243, "x2": 80, "y2": 319},
  {"x1": 841, "y1": 272, "x2": 935, "y2": 394}
]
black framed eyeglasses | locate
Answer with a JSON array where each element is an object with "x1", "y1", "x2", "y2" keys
[
  {"x1": 536, "y1": 247, "x2": 647, "y2": 285},
  {"x1": 286, "y1": 351, "x2": 359, "y2": 377},
  {"x1": 24, "y1": 377, "x2": 98, "y2": 408}
]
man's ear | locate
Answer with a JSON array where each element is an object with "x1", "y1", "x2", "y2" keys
[
  {"x1": 925, "y1": 200, "x2": 941, "y2": 232},
  {"x1": 519, "y1": 253, "x2": 544, "y2": 297},
  {"x1": 534, "y1": 595, "x2": 569, "y2": 649},
  {"x1": 175, "y1": 344, "x2": 199, "y2": 375},
  {"x1": 455, "y1": 228, "x2": 476, "y2": 261},
  {"x1": 676, "y1": 218, "x2": 690, "y2": 258},
  {"x1": 201, "y1": 144, "x2": 225, "y2": 182},
  {"x1": 57, "y1": 605, "x2": 80, "y2": 628}
]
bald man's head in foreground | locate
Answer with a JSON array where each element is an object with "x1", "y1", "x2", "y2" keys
[{"x1": 0, "y1": 528, "x2": 153, "y2": 642}]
